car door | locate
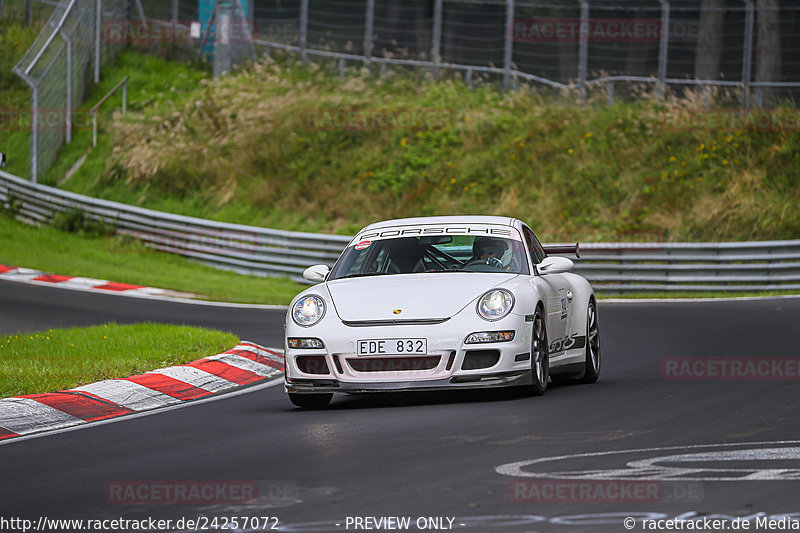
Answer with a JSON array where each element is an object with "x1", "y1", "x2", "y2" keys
[{"x1": 522, "y1": 226, "x2": 571, "y2": 355}]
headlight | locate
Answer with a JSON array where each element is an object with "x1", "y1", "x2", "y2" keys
[
  {"x1": 292, "y1": 295, "x2": 326, "y2": 327},
  {"x1": 476, "y1": 289, "x2": 514, "y2": 321},
  {"x1": 287, "y1": 338, "x2": 325, "y2": 349},
  {"x1": 465, "y1": 331, "x2": 515, "y2": 343}
]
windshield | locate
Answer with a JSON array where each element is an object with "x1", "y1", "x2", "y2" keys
[{"x1": 329, "y1": 226, "x2": 530, "y2": 280}]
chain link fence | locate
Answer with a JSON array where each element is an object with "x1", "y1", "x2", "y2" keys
[
  {"x1": 3, "y1": 0, "x2": 800, "y2": 183},
  {"x1": 247, "y1": 0, "x2": 800, "y2": 103},
  {"x1": 7, "y1": 0, "x2": 127, "y2": 182}
]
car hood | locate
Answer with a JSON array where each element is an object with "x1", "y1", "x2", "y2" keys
[{"x1": 326, "y1": 273, "x2": 518, "y2": 322}]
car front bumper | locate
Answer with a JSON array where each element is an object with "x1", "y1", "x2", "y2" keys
[{"x1": 284, "y1": 312, "x2": 535, "y2": 395}]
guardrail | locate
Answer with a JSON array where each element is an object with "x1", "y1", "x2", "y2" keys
[
  {"x1": 0, "y1": 170, "x2": 350, "y2": 282},
  {"x1": 2, "y1": 170, "x2": 800, "y2": 292}
]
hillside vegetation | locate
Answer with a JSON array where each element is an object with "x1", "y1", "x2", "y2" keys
[{"x1": 47, "y1": 50, "x2": 800, "y2": 243}]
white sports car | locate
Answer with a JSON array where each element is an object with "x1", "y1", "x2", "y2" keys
[{"x1": 284, "y1": 216, "x2": 600, "y2": 408}]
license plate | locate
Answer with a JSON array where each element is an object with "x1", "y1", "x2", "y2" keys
[{"x1": 357, "y1": 338, "x2": 427, "y2": 356}]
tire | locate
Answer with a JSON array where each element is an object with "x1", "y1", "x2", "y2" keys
[
  {"x1": 579, "y1": 298, "x2": 601, "y2": 384},
  {"x1": 530, "y1": 307, "x2": 549, "y2": 396},
  {"x1": 288, "y1": 393, "x2": 333, "y2": 409},
  {"x1": 551, "y1": 297, "x2": 601, "y2": 386}
]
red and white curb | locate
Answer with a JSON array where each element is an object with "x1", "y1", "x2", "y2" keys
[
  {"x1": 0, "y1": 264, "x2": 191, "y2": 298},
  {"x1": 0, "y1": 342, "x2": 285, "y2": 441}
]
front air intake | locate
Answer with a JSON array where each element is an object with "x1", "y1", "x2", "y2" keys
[
  {"x1": 461, "y1": 350, "x2": 500, "y2": 370},
  {"x1": 297, "y1": 355, "x2": 331, "y2": 375}
]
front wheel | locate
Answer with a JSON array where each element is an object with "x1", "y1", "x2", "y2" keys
[
  {"x1": 288, "y1": 393, "x2": 333, "y2": 409},
  {"x1": 530, "y1": 308, "x2": 549, "y2": 396}
]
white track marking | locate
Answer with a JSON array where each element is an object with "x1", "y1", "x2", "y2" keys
[{"x1": 496, "y1": 440, "x2": 800, "y2": 481}]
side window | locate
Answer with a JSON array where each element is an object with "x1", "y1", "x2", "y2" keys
[{"x1": 523, "y1": 227, "x2": 546, "y2": 264}]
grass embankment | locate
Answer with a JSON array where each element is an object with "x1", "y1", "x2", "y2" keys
[
  {"x1": 0, "y1": 323, "x2": 237, "y2": 397},
  {"x1": 0, "y1": 211, "x2": 306, "y2": 304},
  {"x1": 46, "y1": 49, "x2": 800, "y2": 243}
]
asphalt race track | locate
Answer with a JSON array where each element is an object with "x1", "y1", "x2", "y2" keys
[{"x1": 2, "y1": 279, "x2": 800, "y2": 532}]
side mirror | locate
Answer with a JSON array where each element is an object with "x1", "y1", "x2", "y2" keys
[
  {"x1": 537, "y1": 256, "x2": 573, "y2": 275},
  {"x1": 303, "y1": 264, "x2": 330, "y2": 283}
]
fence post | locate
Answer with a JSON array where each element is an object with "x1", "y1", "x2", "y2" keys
[
  {"x1": 503, "y1": 0, "x2": 514, "y2": 90},
  {"x1": 657, "y1": 0, "x2": 669, "y2": 98},
  {"x1": 578, "y1": 0, "x2": 589, "y2": 103},
  {"x1": 214, "y1": 1, "x2": 232, "y2": 77},
  {"x1": 363, "y1": 0, "x2": 374, "y2": 64},
  {"x1": 172, "y1": 0, "x2": 178, "y2": 39},
  {"x1": 606, "y1": 82, "x2": 614, "y2": 105},
  {"x1": 741, "y1": 0, "x2": 754, "y2": 109},
  {"x1": 25, "y1": 0, "x2": 31, "y2": 25},
  {"x1": 62, "y1": 31, "x2": 72, "y2": 144},
  {"x1": 299, "y1": 0, "x2": 308, "y2": 64},
  {"x1": 94, "y1": 0, "x2": 101, "y2": 83},
  {"x1": 30, "y1": 84, "x2": 38, "y2": 182},
  {"x1": 432, "y1": 0, "x2": 443, "y2": 78}
]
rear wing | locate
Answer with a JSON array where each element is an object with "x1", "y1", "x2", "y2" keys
[{"x1": 543, "y1": 243, "x2": 580, "y2": 258}]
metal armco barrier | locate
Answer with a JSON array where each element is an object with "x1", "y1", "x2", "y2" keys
[
  {"x1": 0, "y1": 170, "x2": 350, "y2": 282},
  {"x1": 2, "y1": 170, "x2": 800, "y2": 292}
]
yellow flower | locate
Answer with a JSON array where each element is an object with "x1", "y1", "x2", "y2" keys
[
  {"x1": 584, "y1": 132, "x2": 593, "y2": 139},
  {"x1": 722, "y1": 159, "x2": 728, "y2": 165},
  {"x1": 450, "y1": 178, "x2": 456, "y2": 184},
  {"x1": 567, "y1": 148, "x2": 574, "y2": 154},
  {"x1": 668, "y1": 156, "x2": 676, "y2": 162},
  {"x1": 400, "y1": 137, "x2": 408, "y2": 147}
]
